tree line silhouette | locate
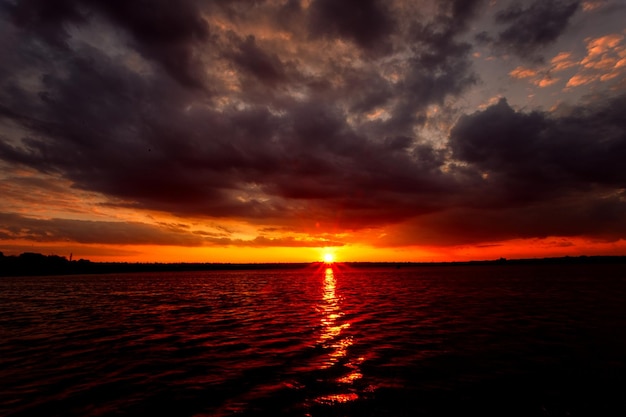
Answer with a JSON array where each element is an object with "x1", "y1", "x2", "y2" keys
[
  {"x1": 1, "y1": 251, "x2": 625, "y2": 277},
  {"x1": 0, "y1": 252, "x2": 312, "y2": 277}
]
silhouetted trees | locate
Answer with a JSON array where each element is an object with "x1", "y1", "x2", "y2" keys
[
  {"x1": 1, "y1": 252, "x2": 625, "y2": 277},
  {"x1": 0, "y1": 252, "x2": 73, "y2": 276},
  {"x1": 0, "y1": 252, "x2": 309, "y2": 276}
]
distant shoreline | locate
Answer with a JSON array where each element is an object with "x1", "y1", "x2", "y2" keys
[{"x1": 1, "y1": 252, "x2": 626, "y2": 277}]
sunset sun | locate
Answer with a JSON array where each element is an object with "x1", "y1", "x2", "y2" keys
[{"x1": 323, "y1": 253, "x2": 335, "y2": 264}]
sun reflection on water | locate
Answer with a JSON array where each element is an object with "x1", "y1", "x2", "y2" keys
[
  {"x1": 319, "y1": 268, "x2": 350, "y2": 348},
  {"x1": 314, "y1": 266, "x2": 362, "y2": 405}
]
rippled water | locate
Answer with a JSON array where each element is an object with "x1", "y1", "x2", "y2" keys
[{"x1": 1, "y1": 264, "x2": 626, "y2": 416}]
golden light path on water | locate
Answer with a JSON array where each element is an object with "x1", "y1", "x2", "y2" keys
[{"x1": 314, "y1": 266, "x2": 363, "y2": 405}]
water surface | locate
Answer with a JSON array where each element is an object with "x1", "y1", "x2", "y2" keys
[{"x1": 1, "y1": 264, "x2": 625, "y2": 416}]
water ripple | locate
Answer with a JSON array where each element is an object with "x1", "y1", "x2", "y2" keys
[{"x1": 1, "y1": 264, "x2": 626, "y2": 416}]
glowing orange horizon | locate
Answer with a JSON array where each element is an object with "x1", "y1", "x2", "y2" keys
[{"x1": 2, "y1": 235, "x2": 626, "y2": 264}]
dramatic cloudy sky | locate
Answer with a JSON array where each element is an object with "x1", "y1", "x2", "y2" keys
[{"x1": 1, "y1": 0, "x2": 625, "y2": 262}]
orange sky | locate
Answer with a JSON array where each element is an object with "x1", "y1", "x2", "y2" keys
[{"x1": 3, "y1": 235, "x2": 626, "y2": 264}]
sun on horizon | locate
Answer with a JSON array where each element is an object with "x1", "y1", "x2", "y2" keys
[{"x1": 323, "y1": 252, "x2": 335, "y2": 264}]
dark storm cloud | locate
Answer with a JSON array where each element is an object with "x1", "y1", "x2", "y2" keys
[
  {"x1": 0, "y1": 213, "x2": 205, "y2": 246},
  {"x1": 447, "y1": 0, "x2": 484, "y2": 22},
  {"x1": 308, "y1": 0, "x2": 395, "y2": 51},
  {"x1": 336, "y1": 92, "x2": 626, "y2": 247},
  {"x1": 2, "y1": 0, "x2": 86, "y2": 48},
  {"x1": 229, "y1": 35, "x2": 287, "y2": 86},
  {"x1": 1, "y1": 72, "x2": 232, "y2": 217},
  {"x1": 2, "y1": 0, "x2": 625, "y2": 250},
  {"x1": 450, "y1": 96, "x2": 626, "y2": 201},
  {"x1": 4, "y1": 0, "x2": 209, "y2": 88},
  {"x1": 0, "y1": 7, "x2": 284, "y2": 220},
  {"x1": 385, "y1": 95, "x2": 626, "y2": 246},
  {"x1": 0, "y1": 213, "x2": 344, "y2": 247},
  {"x1": 0, "y1": 0, "x2": 493, "y2": 234},
  {"x1": 382, "y1": 0, "x2": 481, "y2": 132},
  {"x1": 92, "y1": 0, "x2": 210, "y2": 89},
  {"x1": 478, "y1": 0, "x2": 580, "y2": 59},
  {"x1": 379, "y1": 193, "x2": 626, "y2": 247}
]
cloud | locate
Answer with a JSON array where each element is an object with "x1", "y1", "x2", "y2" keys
[
  {"x1": 478, "y1": 0, "x2": 580, "y2": 60},
  {"x1": 333, "y1": 93, "x2": 626, "y2": 248},
  {"x1": 509, "y1": 65, "x2": 559, "y2": 87},
  {"x1": 566, "y1": 34, "x2": 626, "y2": 87},
  {"x1": 507, "y1": 34, "x2": 626, "y2": 90},
  {"x1": 450, "y1": 97, "x2": 626, "y2": 195},
  {"x1": 3, "y1": 0, "x2": 209, "y2": 88},
  {"x1": 1, "y1": 0, "x2": 625, "y2": 253},
  {"x1": 376, "y1": 0, "x2": 481, "y2": 132},
  {"x1": 386, "y1": 95, "x2": 626, "y2": 246},
  {"x1": 0, "y1": 212, "x2": 344, "y2": 248},
  {"x1": 0, "y1": 244, "x2": 140, "y2": 258},
  {"x1": 551, "y1": 51, "x2": 577, "y2": 71},
  {"x1": 377, "y1": 193, "x2": 626, "y2": 247},
  {"x1": 0, "y1": 213, "x2": 205, "y2": 246},
  {"x1": 0, "y1": 0, "x2": 480, "y2": 230},
  {"x1": 582, "y1": 0, "x2": 607, "y2": 12},
  {"x1": 229, "y1": 35, "x2": 288, "y2": 86},
  {"x1": 308, "y1": 0, "x2": 395, "y2": 51},
  {"x1": 509, "y1": 66, "x2": 539, "y2": 79},
  {"x1": 211, "y1": 235, "x2": 345, "y2": 248}
]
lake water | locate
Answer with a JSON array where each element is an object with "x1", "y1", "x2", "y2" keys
[{"x1": 1, "y1": 264, "x2": 625, "y2": 416}]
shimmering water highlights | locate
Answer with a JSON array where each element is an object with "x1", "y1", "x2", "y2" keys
[{"x1": 1, "y1": 264, "x2": 625, "y2": 416}]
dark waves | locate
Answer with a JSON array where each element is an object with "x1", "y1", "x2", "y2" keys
[{"x1": 1, "y1": 264, "x2": 626, "y2": 416}]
